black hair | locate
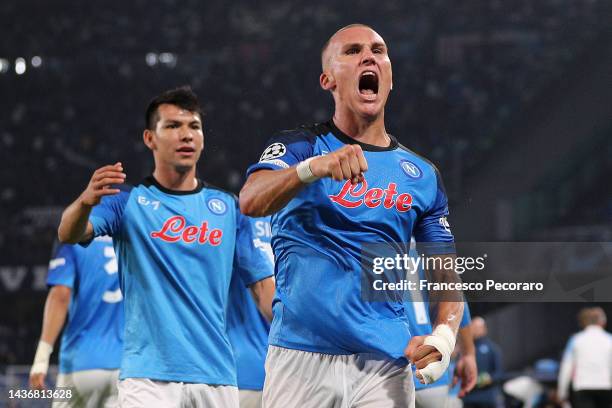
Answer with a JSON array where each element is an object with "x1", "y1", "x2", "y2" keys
[{"x1": 145, "y1": 86, "x2": 203, "y2": 130}]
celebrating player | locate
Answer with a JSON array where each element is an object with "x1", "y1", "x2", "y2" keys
[
  {"x1": 29, "y1": 237, "x2": 123, "y2": 407},
  {"x1": 240, "y1": 24, "x2": 463, "y2": 407},
  {"x1": 57, "y1": 87, "x2": 275, "y2": 407},
  {"x1": 227, "y1": 216, "x2": 274, "y2": 408}
]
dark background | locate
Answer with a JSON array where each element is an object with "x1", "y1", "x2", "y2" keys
[{"x1": 1, "y1": 0, "x2": 612, "y2": 391}]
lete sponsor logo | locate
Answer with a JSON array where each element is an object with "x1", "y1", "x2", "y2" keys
[
  {"x1": 150, "y1": 215, "x2": 223, "y2": 245},
  {"x1": 329, "y1": 178, "x2": 413, "y2": 212}
]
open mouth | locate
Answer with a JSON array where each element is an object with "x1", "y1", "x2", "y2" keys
[{"x1": 359, "y1": 71, "x2": 379, "y2": 96}]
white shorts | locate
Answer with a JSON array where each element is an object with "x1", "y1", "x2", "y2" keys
[
  {"x1": 262, "y1": 345, "x2": 415, "y2": 408},
  {"x1": 118, "y1": 378, "x2": 239, "y2": 408},
  {"x1": 415, "y1": 385, "x2": 449, "y2": 408},
  {"x1": 53, "y1": 369, "x2": 119, "y2": 408},
  {"x1": 239, "y1": 389, "x2": 262, "y2": 408}
]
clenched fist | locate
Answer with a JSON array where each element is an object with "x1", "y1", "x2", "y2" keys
[{"x1": 310, "y1": 144, "x2": 368, "y2": 184}]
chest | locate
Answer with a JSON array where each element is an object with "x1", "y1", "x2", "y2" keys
[
  {"x1": 310, "y1": 143, "x2": 435, "y2": 225},
  {"x1": 122, "y1": 189, "x2": 236, "y2": 251}
]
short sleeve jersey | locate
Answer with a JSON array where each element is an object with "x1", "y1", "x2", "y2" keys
[
  {"x1": 246, "y1": 121, "x2": 455, "y2": 359},
  {"x1": 227, "y1": 216, "x2": 274, "y2": 390},
  {"x1": 88, "y1": 176, "x2": 272, "y2": 385},
  {"x1": 47, "y1": 237, "x2": 123, "y2": 373}
]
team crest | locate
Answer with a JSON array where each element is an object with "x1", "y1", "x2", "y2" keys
[
  {"x1": 207, "y1": 198, "x2": 227, "y2": 215},
  {"x1": 260, "y1": 143, "x2": 287, "y2": 162},
  {"x1": 399, "y1": 160, "x2": 422, "y2": 179}
]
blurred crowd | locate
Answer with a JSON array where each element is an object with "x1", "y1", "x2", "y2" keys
[{"x1": 1, "y1": 0, "x2": 610, "y2": 261}]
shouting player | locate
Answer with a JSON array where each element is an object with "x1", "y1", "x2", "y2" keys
[
  {"x1": 240, "y1": 24, "x2": 463, "y2": 407},
  {"x1": 57, "y1": 87, "x2": 275, "y2": 407},
  {"x1": 30, "y1": 237, "x2": 123, "y2": 407}
]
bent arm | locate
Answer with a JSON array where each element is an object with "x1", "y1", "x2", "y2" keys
[
  {"x1": 249, "y1": 276, "x2": 275, "y2": 322},
  {"x1": 58, "y1": 199, "x2": 94, "y2": 244},
  {"x1": 58, "y1": 162, "x2": 125, "y2": 243},
  {"x1": 240, "y1": 144, "x2": 367, "y2": 217},
  {"x1": 240, "y1": 169, "x2": 305, "y2": 217}
]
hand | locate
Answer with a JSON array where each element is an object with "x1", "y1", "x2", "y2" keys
[
  {"x1": 453, "y1": 353, "x2": 477, "y2": 397},
  {"x1": 29, "y1": 372, "x2": 46, "y2": 390},
  {"x1": 405, "y1": 335, "x2": 443, "y2": 384},
  {"x1": 79, "y1": 162, "x2": 126, "y2": 207},
  {"x1": 309, "y1": 145, "x2": 368, "y2": 184}
]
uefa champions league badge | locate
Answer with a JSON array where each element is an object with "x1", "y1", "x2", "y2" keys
[
  {"x1": 399, "y1": 160, "x2": 422, "y2": 179},
  {"x1": 259, "y1": 143, "x2": 286, "y2": 162},
  {"x1": 207, "y1": 198, "x2": 227, "y2": 215}
]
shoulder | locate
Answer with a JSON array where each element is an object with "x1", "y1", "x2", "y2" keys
[
  {"x1": 270, "y1": 122, "x2": 327, "y2": 143},
  {"x1": 201, "y1": 181, "x2": 238, "y2": 203},
  {"x1": 396, "y1": 142, "x2": 443, "y2": 181}
]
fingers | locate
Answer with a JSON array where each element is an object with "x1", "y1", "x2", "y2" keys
[
  {"x1": 404, "y1": 335, "x2": 425, "y2": 362},
  {"x1": 412, "y1": 344, "x2": 438, "y2": 363},
  {"x1": 81, "y1": 163, "x2": 126, "y2": 206},
  {"x1": 414, "y1": 350, "x2": 442, "y2": 370},
  {"x1": 354, "y1": 145, "x2": 368, "y2": 173},
  {"x1": 323, "y1": 145, "x2": 368, "y2": 182}
]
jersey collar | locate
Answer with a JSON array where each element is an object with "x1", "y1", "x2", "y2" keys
[
  {"x1": 327, "y1": 120, "x2": 399, "y2": 152},
  {"x1": 143, "y1": 176, "x2": 204, "y2": 195}
]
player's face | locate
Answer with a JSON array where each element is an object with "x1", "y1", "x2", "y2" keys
[
  {"x1": 321, "y1": 26, "x2": 392, "y2": 120},
  {"x1": 145, "y1": 104, "x2": 204, "y2": 172}
]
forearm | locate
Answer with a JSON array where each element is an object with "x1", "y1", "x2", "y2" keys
[
  {"x1": 40, "y1": 287, "x2": 70, "y2": 345},
  {"x1": 240, "y1": 169, "x2": 306, "y2": 217},
  {"x1": 427, "y1": 253, "x2": 464, "y2": 334},
  {"x1": 249, "y1": 276, "x2": 275, "y2": 322},
  {"x1": 434, "y1": 301, "x2": 464, "y2": 334},
  {"x1": 58, "y1": 197, "x2": 94, "y2": 244},
  {"x1": 457, "y1": 325, "x2": 475, "y2": 356}
]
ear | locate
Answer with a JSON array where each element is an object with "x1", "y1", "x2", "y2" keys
[
  {"x1": 143, "y1": 129, "x2": 156, "y2": 151},
  {"x1": 320, "y1": 72, "x2": 335, "y2": 91}
]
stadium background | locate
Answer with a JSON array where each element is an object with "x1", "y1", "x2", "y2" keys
[{"x1": 1, "y1": 0, "x2": 611, "y2": 405}]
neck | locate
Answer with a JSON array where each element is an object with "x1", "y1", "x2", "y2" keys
[
  {"x1": 152, "y1": 165, "x2": 198, "y2": 191},
  {"x1": 332, "y1": 108, "x2": 389, "y2": 147}
]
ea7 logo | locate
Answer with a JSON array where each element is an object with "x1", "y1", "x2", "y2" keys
[{"x1": 138, "y1": 196, "x2": 160, "y2": 210}]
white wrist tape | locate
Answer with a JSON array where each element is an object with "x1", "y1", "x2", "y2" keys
[
  {"x1": 296, "y1": 157, "x2": 319, "y2": 184},
  {"x1": 30, "y1": 341, "x2": 53, "y2": 375},
  {"x1": 416, "y1": 324, "x2": 456, "y2": 384}
]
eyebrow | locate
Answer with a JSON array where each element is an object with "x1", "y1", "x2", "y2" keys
[
  {"x1": 162, "y1": 118, "x2": 202, "y2": 125},
  {"x1": 341, "y1": 42, "x2": 387, "y2": 51}
]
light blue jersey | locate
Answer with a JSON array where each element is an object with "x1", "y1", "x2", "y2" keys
[
  {"x1": 47, "y1": 236, "x2": 123, "y2": 374},
  {"x1": 88, "y1": 177, "x2": 272, "y2": 385},
  {"x1": 247, "y1": 121, "x2": 455, "y2": 359},
  {"x1": 227, "y1": 217, "x2": 274, "y2": 390}
]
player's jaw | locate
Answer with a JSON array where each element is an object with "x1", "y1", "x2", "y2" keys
[{"x1": 171, "y1": 141, "x2": 202, "y2": 172}]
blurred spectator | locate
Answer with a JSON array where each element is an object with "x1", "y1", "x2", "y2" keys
[
  {"x1": 557, "y1": 307, "x2": 612, "y2": 407},
  {"x1": 463, "y1": 317, "x2": 503, "y2": 408}
]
